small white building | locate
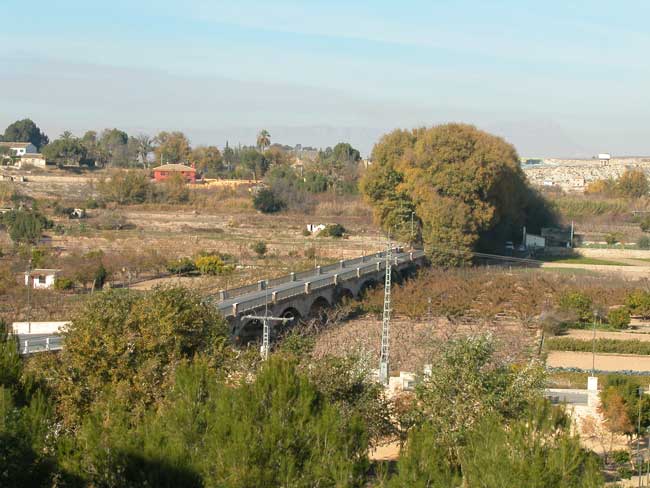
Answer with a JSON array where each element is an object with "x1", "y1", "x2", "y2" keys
[
  {"x1": 306, "y1": 223, "x2": 327, "y2": 234},
  {"x1": 0, "y1": 142, "x2": 38, "y2": 156},
  {"x1": 24, "y1": 269, "x2": 61, "y2": 289},
  {"x1": 11, "y1": 321, "x2": 69, "y2": 335},
  {"x1": 18, "y1": 153, "x2": 47, "y2": 168}
]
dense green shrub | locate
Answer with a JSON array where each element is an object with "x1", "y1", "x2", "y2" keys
[
  {"x1": 611, "y1": 449, "x2": 630, "y2": 465},
  {"x1": 607, "y1": 307, "x2": 631, "y2": 329},
  {"x1": 54, "y1": 277, "x2": 74, "y2": 291},
  {"x1": 638, "y1": 235, "x2": 650, "y2": 249},
  {"x1": 252, "y1": 188, "x2": 285, "y2": 213},
  {"x1": 251, "y1": 240, "x2": 267, "y2": 257},
  {"x1": 318, "y1": 223, "x2": 346, "y2": 238},
  {"x1": 625, "y1": 290, "x2": 650, "y2": 319},
  {"x1": 605, "y1": 233, "x2": 619, "y2": 245},
  {"x1": 194, "y1": 255, "x2": 233, "y2": 275},
  {"x1": 559, "y1": 291, "x2": 594, "y2": 323},
  {"x1": 166, "y1": 257, "x2": 197, "y2": 275},
  {"x1": 2, "y1": 209, "x2": 52, "y2": 244}
]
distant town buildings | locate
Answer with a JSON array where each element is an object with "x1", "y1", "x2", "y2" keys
[{"x1": 522, "y1": 155, "x2": 650, "y2": 192}]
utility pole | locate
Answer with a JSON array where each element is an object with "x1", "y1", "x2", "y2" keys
[
  {"x1": 243, "y1": 314, "x2": 291, "y2": 360},
  {"x1": 243, "y1": 285, "x2": 291, "y2": 360},
  {"x1": 640, "y1": 387, "x2": 644, "y2": 488},
  {"x1": 410, "y1": 211, "x2": 415, "y2": 248},
  {"x1": 379, "y1": 237, "x2": 393, "y2": 385},
  {"x1": 592, "y1": 310, "x2": 597, "y2": 376},
  {"x1": 26, "y1": 255, "x2": 32, "y2": 334}
]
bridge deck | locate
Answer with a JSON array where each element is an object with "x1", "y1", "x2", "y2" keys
[{"x1": 212, "y1": 249, "x2": 425, "y2": 317}]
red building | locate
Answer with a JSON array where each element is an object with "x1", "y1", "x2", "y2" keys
[{"x1": 153, "y1": 163, "x2": 197, "y2": 183}]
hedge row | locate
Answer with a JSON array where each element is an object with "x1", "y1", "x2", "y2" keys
[{"x1": 546, "y1": 337, "x2": 650, "y2": 355}]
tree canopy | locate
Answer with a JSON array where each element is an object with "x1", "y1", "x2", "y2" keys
[
  {"x1": 361, "y1": 124, "x2": 555, "y2": 264},
  {"x1": 42, "y1": 134, "x2": 88, "y2": 166},
  {"x1": 48, "y1": 286, "x2": 230, "y2": 426},
  {"x1": 1, "y1": 119, "x2": 49, "y2": 150},
  {"x1": 154, "y1": 131, "x2": 191, "y2": 164}
]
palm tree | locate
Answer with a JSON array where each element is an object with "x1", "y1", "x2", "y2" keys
[
  {"x1": 135, "y1": 134, "x2": 154, "y2": 168},
  {"x1": 256, "y1": 130, "x2": 271, "y2": 153}
]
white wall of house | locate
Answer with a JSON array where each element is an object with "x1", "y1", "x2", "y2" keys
[
  {"x1": 19, "y1": 154, "x2": 46, "y2": 167},
  {"x1": 11, "y1": 143, "x2": 37, "y2": 155},
  {"x1": 11, "y1": 321, "x2": 70, "y2": 335},
  {"x1": 24, "y1": 272, "x2": 58, "y2": 289}
]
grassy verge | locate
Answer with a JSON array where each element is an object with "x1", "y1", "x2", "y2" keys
[
  {"x1": 540, "y1": 256, "x2": 630, "y2": 266},
  {"x1": 546, "y1": 337, "x2": 650, "y2": 355}
]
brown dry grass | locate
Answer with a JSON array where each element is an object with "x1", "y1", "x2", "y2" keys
[{"x1": 311, "y1": 315, "x2": 533, "y2": 374}]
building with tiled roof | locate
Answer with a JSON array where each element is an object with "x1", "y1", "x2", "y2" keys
[{"x1": 153, "y1": 163, "x2": 197, "y2": 183}]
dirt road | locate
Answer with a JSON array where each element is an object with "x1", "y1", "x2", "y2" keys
[{"x1": 547, "y1": 351, "x2": 650, "y2": 372}]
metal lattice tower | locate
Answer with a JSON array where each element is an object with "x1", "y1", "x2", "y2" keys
[
  {"x1": 379, "y1": 239, "x2": 392, "y2": 385},
  {"x1": 244, "y1": 285, "x2": 290, "y2": 360}
]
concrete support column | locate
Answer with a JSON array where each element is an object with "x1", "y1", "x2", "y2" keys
[
  {"x1": 257, "y1": 280, "x2": 265, "y2": 291},
  {"x1": 304, "y1": 282, "x2": 311, "y2": 294},
  {"x1": 232, "y1": 303, "x2": 238, "y2": 316},
  {"x1": 334, "y1": 274, "x2": 338, "y2": 285},
  {"x1": 356, "y1": 267, "x2": 361, "y2": 278},
  {"x1": 218, "y1": 289, "x2": 226, "y2": 300},
  {"x1": 290, "y1": 272, "x2": 296, "y2": 282},
  {"x1": 272, "y1": 291, "x2": 278, "y2": 304},
  {"x1": 316, "y1": 266, "x2": 322, "y2": 275},
  {"x1": 339, "y1": 260, "x2": 345, "y2": 269}
]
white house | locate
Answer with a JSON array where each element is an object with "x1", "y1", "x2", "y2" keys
[
  {"x1": 0, "y1": 141, "x2": 38, "y2": 156},
  {"x1": 24, "y1": 269, "x2": 61, "y2": 289},
  {"x1": 17, "y1": 153, "x2": 47, "y2": 168},
  {"x1": 11, "y1": 321, "x2": 70, "y2": 335}
]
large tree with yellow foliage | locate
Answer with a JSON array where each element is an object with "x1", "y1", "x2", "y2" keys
[{"x1": 361, "y1": 124, "x2": 554, "y2": 264}]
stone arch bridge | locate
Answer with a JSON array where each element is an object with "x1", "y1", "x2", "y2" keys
[{"x1": 209, "y1": 248, "x2": 427, "y2": 340}]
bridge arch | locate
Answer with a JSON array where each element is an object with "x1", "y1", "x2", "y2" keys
[
  {"x1": 308, "y1": 296, "x2": 330, "y2": 322},
  {"x1": 358, "y1": 278, "x2": 379, "y2": 298},
  {"x1": 234, "y1": 317, "x2": 263, "y2": 344},
  {"x1": 334, "y1": 287, "x2": 355, "y2": 305},
  {"x1": 279, "y1": 306, "x2": 302, "y2": 328}
]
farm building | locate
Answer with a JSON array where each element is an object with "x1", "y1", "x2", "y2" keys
[
  {"x1": 153, "y1": 163, "x2": 197, "y2": 183},
  {"x1": 0, "y1": 141, "x2": 38, "y2": 156},
  {"x1": 24, "y1": 269, "x2": 61, "y2": 289}
]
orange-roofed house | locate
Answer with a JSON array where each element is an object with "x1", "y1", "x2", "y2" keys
[{"x1": 153, "y1": 163, "x2": 197, "y2": 183}]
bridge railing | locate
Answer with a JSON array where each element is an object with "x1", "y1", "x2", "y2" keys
[
  {"x1": 214, "y1": 248, "x2": 407, "y2": 302},
  {"x1": 337, "y1": 269, "x2": 358, "y2": 282},
  {"x1": 20, "y1": 336, "x2": 63, "y2": 355}
]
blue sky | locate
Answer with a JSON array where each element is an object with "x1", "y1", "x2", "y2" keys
[{"x1": 1, "y1": 0, "x2": 649, "y2": 156}]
